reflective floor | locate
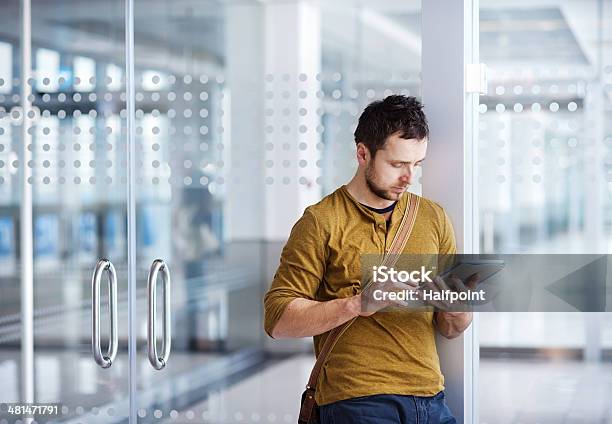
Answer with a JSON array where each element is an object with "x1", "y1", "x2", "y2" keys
[
  {"x1": 160, "y1": 355, "x2": 612, "y2": 424},
  {"x1": 158, "y1": 355, "x2": 312, "y2": 424},
  {"x1": 2, "y1": 352, "x2": 612, "y2": 423},
  {"x1": 479, "y1": 358, "x2": 612, "y2": 424},
  {"x1": 0, "y1": 349, "x2": 262, "y2": 424}
]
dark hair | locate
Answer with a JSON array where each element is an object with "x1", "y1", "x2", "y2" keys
[{"x1": 354, "y1": 95, "x2": 429, "y2": 156}]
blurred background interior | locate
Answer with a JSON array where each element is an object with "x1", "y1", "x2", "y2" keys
[{"x1": 0, "y1": 0, "x2": 611, "y2": 423}]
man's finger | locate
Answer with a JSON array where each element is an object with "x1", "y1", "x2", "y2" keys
[
  {"x1": 465, "y1": 272, "x2": 480, "y2": 290},
  {"x1": 390, "y1": 298, "x2": 411, "y2": 308},
  {"x1": 450, "y1": 277, "x2": 469, "y2": 295},
  {"x1": 448, "y1": 276, "x2": 478, "y2": 308},
  {"x1": 421, "y1": 278, "x2": 441, "y2": 294},
  {"x1": 434, "y1": 275, "x2": 452, "y2": 292},
  {"x1": 415, "y1": 282, "x2": 453, "y2": 310},
  {"x1": 390, "y1": 280, "x2": 418, "y2": 291}
]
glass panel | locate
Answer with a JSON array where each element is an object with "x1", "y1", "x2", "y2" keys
[
  {"x1": 133, "y1": 0, "x2": 422, "y2": 422},
  {"x1": 132, "y1": 3, "x2": 265, "y2": 422},
  {"x1": 320, "y1": 0, "x2": 423, "y2": 196},
  {"x1": 10, "y1": 1, "x2": 128, "y2": 422},
  {"x1": 478, "y1": 1, "x2": 612, "y2": 422},
  {"x1": 0, "y1": 2, "x2": 23, "y2": 421}
]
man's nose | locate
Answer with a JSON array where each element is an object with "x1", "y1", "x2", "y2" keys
[{"x1": 400, "y1": 166, "x2": 414, "y2": 185}]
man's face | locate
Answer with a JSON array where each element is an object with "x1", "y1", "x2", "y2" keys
[{"x1": 362, "y1": 133, "x2": 427, "y2": 201}]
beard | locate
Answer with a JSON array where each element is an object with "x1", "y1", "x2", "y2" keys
[{"x1": 365, "y1": 163, "x2": 404, "y2": 201}]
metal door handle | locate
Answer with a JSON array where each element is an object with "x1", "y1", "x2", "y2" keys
[
  {"x1": 92, "y1": 258, "x2": 118, "y2": 368},
  {"x1": 148, "y1": 259, "x2": 171, "y2": 370}
]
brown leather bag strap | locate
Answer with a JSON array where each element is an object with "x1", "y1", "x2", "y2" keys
[{"x1": 305, "y1": 193, "x2": 420, "y2": 391}]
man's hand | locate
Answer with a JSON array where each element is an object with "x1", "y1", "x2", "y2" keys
[
  {"x1": 359, "y1": 278, "x2": 418, "y2": 316},
  {"x1": 434, "y1": 310, "x2": 473, "y2": 339},
  {"x1": 417, "y1": 272, "x2": 480, "y2": 312},
  {"x1": 411, "y1": 272, "x2": 480, "y2": 338}
]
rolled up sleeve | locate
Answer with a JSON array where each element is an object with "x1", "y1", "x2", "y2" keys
[{"x1": 263, "y1": 207, "x2": 327, "y2": 338}]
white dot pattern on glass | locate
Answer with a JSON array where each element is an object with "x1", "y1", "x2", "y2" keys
[{"x1": 0, "y1": 74, "x2": 424, "y2": 194}]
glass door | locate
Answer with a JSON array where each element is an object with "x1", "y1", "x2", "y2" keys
[
  {"x1": 477, "y1": 0, "x2": 612, "y2": 422},
  {"x1": 131, "y1": 1, "x2": 266, "y2": 422},
  {"x1": 31, "y1": 0, "x2": 130, "y2": 422},
  {"x1": 1, "y1": 0, "x2": 131, "y2": 422},
  {"x1": 0, "y1": 0, "x2": 24, "y2": 420}
]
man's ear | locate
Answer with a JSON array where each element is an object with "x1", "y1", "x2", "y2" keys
[{"x1": 356, "y1": 143, "x2": 370, "y2": 165}]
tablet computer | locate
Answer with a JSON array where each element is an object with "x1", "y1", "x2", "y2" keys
[{"x1": 439, "y1": 259, "x2": 505, "y2": 284}]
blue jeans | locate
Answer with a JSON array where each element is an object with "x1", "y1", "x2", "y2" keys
[{"x1": 319, "y1": 391, "x2": 457, "y2": 424}]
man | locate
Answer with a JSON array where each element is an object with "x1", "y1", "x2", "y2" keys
[{"x1": 264, "y1": 95, "x2": 473, "y2": 423}]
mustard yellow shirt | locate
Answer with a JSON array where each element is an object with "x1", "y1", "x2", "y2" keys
[{"x1": 263, "y1": 185, "x2": 457, "y2": 405}]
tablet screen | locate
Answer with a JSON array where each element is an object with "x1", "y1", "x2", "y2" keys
[{"x1": 440, "y1": 260, "x2": 505, "y2": 284}]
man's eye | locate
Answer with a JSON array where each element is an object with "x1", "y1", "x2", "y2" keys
[{"x1": 392, "y1": 163, "x2": 403, "y2": 168}]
